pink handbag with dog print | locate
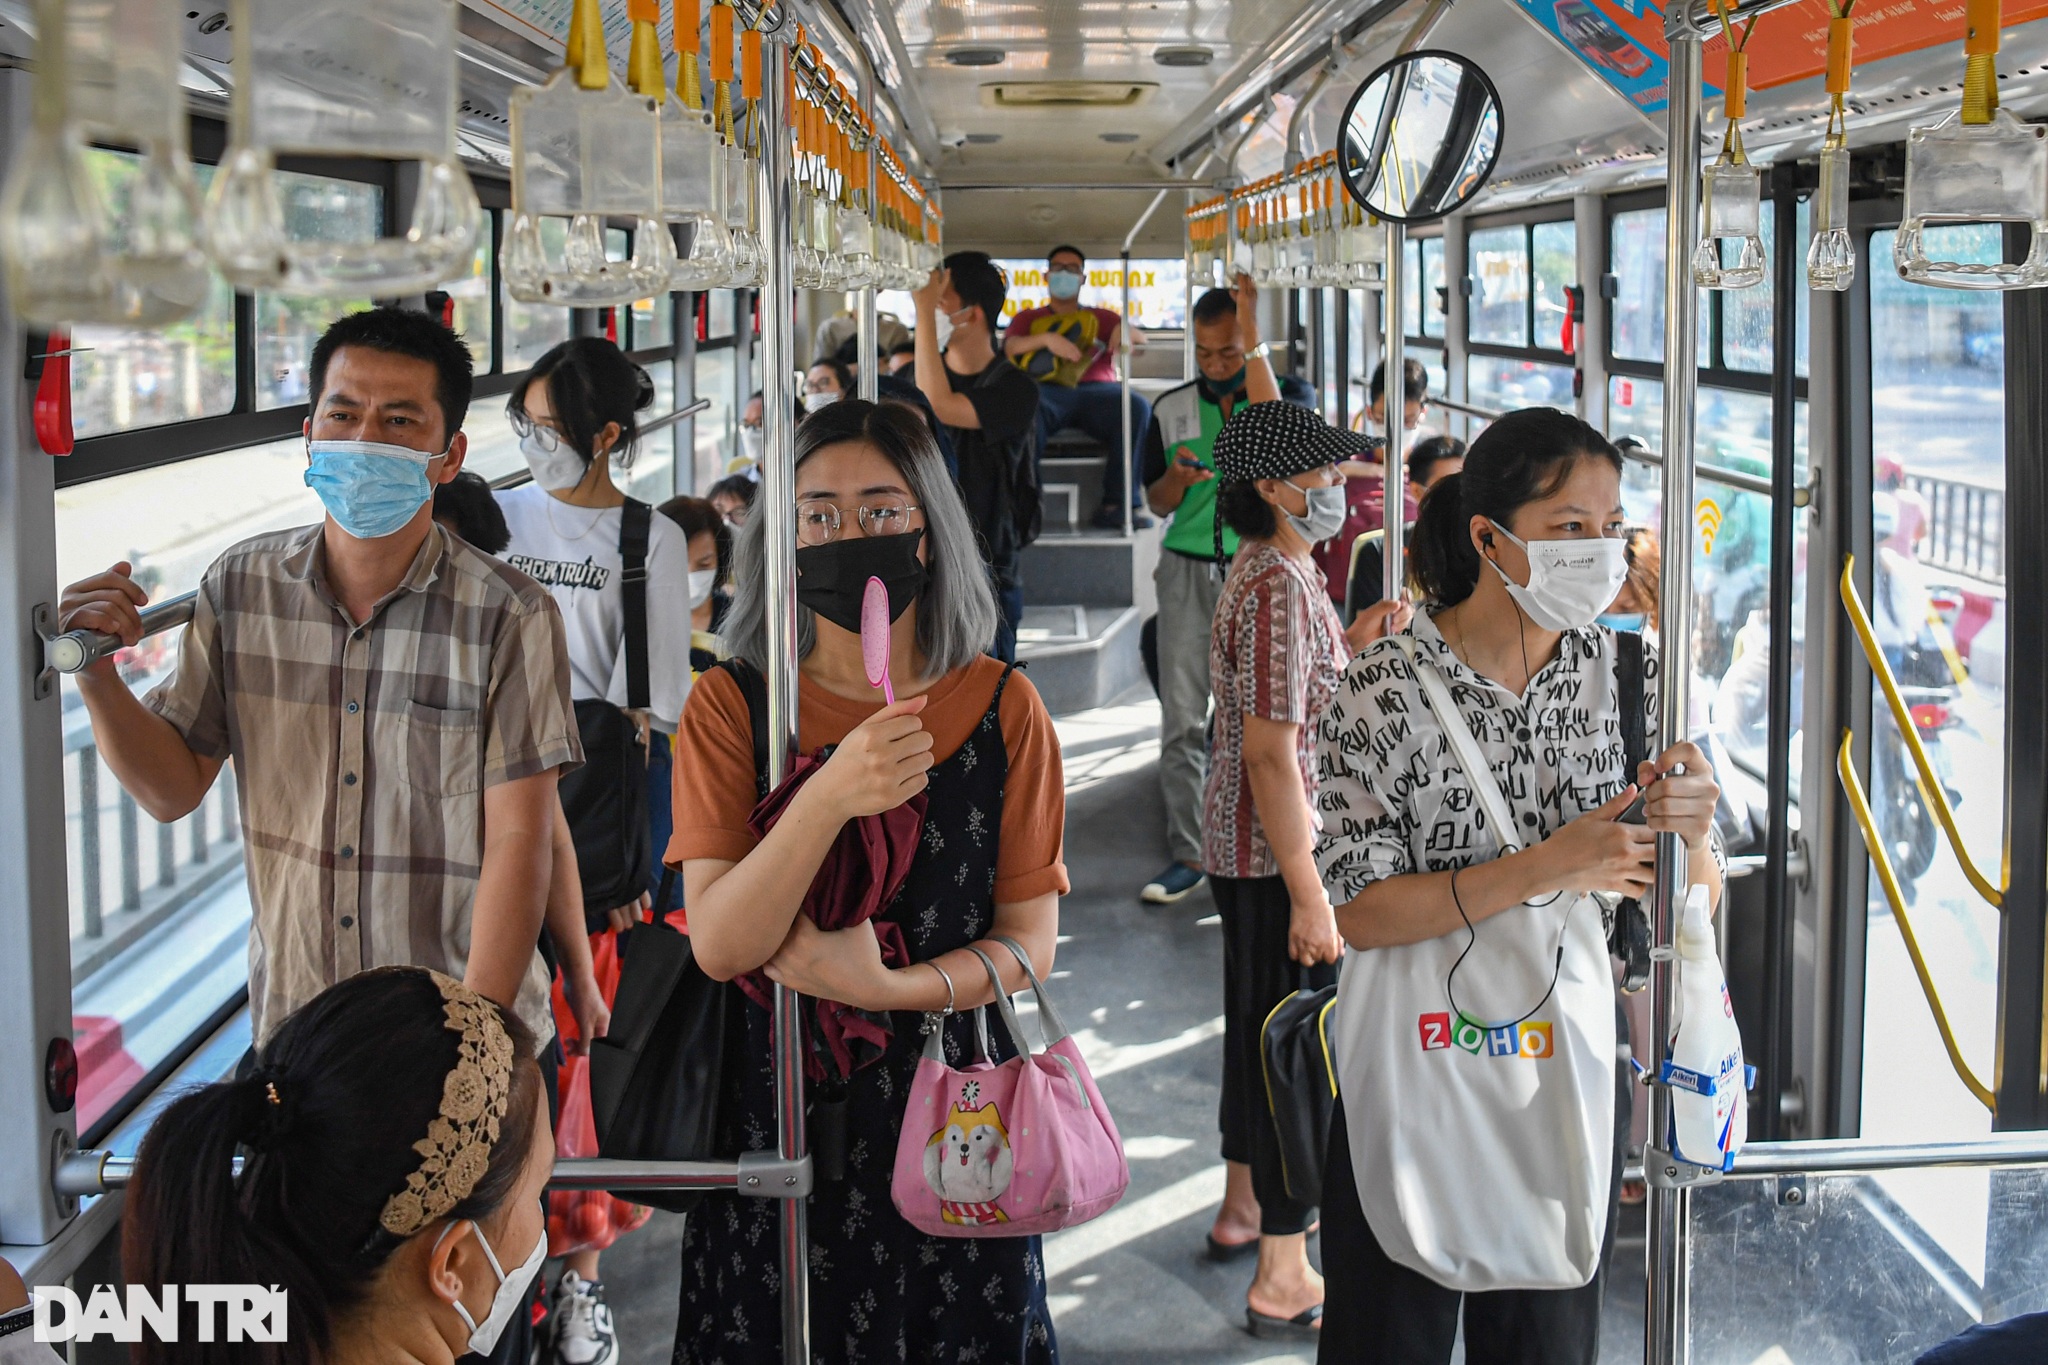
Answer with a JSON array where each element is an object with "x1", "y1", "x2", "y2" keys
[{"x1": 891, "y1": 937, "x2": 1129, "y2": 1237}]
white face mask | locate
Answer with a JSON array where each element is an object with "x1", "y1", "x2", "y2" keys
[
  {"x1": 688, "y1": 567, "x2": 717, "y2": 608},
  {"x1": 1485, "y1": 523, "x2": 1630, "y2": 632},
  {"x1": 438, "y1": 1217, "x2": 545, "y2": 1356},
  {"x1": 804, "y1": 389, "x2": 840, "y2": 413},
  {"x1": 739, "y1": 425, "x2": 763, "y2": 465},
  {"x1": 1280, "y1": 480, "x2": 1349, "y2": 546},
  {"x1": 931, "y1": 307, "x2": 965, "y2": 351},
  {"x1": 519, "y1": 428, "x2": 588, "y2": 492}
]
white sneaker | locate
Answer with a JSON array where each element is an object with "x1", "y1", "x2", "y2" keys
[{"x1": 548, "y1": 1271, "x2": 620, "y2": 1365}]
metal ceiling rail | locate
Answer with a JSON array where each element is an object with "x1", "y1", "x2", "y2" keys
[
  {"x1": 940, "y1": 181, "x2": 1221, "y2": 192},
  {"x1": 1673, "y1": 0, "x2": 1810, "y2": 39}
]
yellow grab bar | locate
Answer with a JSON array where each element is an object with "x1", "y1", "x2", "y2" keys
[
  {"x1": 1838, "y1": 730, "x2": 1996, "y2": 1113},
  {"x1": 1839, "y1": 555, "x2": 2004, "y2": 907}
]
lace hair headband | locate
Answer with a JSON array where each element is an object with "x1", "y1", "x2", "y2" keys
[{"x1": 376, "y1": 972, "x2": 517, "y2": 1238}]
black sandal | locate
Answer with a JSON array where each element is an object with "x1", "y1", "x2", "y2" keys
[
  {"x1": 1205, "y1": 1232, "x2": 1258, "y2": 1263},
  {"x1": 1246, "y1": 1304, "x2": 1323, "y2": 1339}
]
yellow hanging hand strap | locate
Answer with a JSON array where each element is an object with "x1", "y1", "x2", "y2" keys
[
  {"x1": 1709, "y1": 0, "x2": 1761, "y2": 162},
  {"x1": 1825, "y1": 2, "x2": 1855, "y2": 140},
  {"x1": 627, "y1": 0, "x2": 664, "y2": 100},
  {"x1": 1963, "y1": 0, "x2": 2001, "y2": 123},
  {"x1": 675, "y1": 0, "x2": 703, "y2": 111},
  {"x1": 567, "y1": 0, "x2": 608, "y2": 91}
]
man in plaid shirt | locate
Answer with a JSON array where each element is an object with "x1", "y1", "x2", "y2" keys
[{"x1": 59, "y1": 307, "x2": 581, "y2": 1047}]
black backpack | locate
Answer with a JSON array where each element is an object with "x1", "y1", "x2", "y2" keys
[{"x1": 555, "y1": 499, "x2": 654, "y2": 927}]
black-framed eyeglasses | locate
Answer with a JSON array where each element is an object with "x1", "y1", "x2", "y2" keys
[{"x1": 795, "y1": 496, "x2": 921, "y2": 547}]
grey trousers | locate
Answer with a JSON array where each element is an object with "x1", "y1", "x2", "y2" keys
[{"x1": 1155, "y1": 549, "x2": 1225, "y2": 866}]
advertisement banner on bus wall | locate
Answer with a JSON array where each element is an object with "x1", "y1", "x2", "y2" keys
[{"x1": 1515, "y1": 0, "x2": 2048, "y2": 116}]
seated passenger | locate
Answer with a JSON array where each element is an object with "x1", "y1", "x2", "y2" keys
[
  {"x1": 1003, "y1": 244, "x2": 1154, "y2": 531},
  {"x1": 122, "y1": 967, "x2": 551, "y2": 1365},
  {"x1": 1136, "y1": 277, "x2": 1277, "y2": 907},
  {"x1": 647, "y1": 493, "x2": 730, "y2": 917},
  {"x1": 1343, "y1": 435, "x2": 1468, "y2": 621},
  {"x1": 885, "y1": 340, "x2": 918, "y2": 375},
  {"x1": 57, "y1": 306, "x2": 578, "y2": 1053},
  {"x1": 1407, "y1": 433, "x2": 1466, "y2": 500},
  {"x1": 910, "y1": 252, "x2": 1041, "y2": 661},
  {"x1": 813, "y1": 301, "x2": 911, "y2": 378},
  {"x1": 666, "y1": 399, "x2": 1068, "y2": 1363},
  {"x1": 1201, "y1": 400, "x2": 1409, "y2": 1339},
  {"x1": 1311, "y1": 409, "x2": 1725, "y2": 1365}
]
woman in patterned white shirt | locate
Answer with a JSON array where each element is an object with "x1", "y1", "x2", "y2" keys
[
  {"x1": 1198, "y1": 401, "x2": 1409, "y2": 1340},
  {"x1": 1309, "y1": 409, "x2": 1723, "y2": 1365}
]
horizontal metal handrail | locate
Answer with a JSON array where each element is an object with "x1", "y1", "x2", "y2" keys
[
  {"x1": 54, "y1": 1150, "x2": 774, "y2": 1198},
  {"x1": 1429, "y1": 395, "x2": 1503, "y2": 422},
  {"x1": 1617, "y1": 442, "x2": 1810, "y2": 506},
  {"x1": 1726, "y1": 1132, "x2": 2048, "y2": 1178},
  {"x1": 45, "y1": 592, "x2": 197, "y2": 677}
]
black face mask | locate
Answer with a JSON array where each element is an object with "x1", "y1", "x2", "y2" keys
[{"x1": 795, "y1": 529, "x2": 928, "y2": 635}]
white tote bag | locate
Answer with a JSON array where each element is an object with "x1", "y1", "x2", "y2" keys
[{"x1": 1330, "y1": 639, "x2": 1616, "y2": 1292}]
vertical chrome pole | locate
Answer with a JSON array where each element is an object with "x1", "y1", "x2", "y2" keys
[
  {"x1": 756, "y1": 30, "x2": 811, "y2": 1364},
  {"x1": 1121, "y1": 248, "x2": 1134, "y2": 538},
  {"x1": 856, "y1": 59, "x2": 878, "y2": 403},
  {"x1": 1381, "y1": 218, "x2": 1406, "y2": 605},
  {"x1": 1647, "y1": 25, "x2": 1703, "y2": 1365},
  {"x1": 1183, "y1": 201, "x2": 1197, "y2": 383}
]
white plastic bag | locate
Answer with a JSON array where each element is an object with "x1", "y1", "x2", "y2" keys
[{"x1": 1661, "y1": 884, "x2": 1749, "y2": 1173}]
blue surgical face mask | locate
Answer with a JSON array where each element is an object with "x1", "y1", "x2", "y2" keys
[
  {"x1": 1047, "y1": 268, "x2": 1083, "y2": 301},
  {"x1": 304, "y1": 438, "x2": 441, "y2": 540},
  {"x1": 1597, "y1": 612, "x2": 1647, "y2": 633}
]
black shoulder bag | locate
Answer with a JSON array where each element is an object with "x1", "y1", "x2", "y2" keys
[
  {"x1": 557, "y1": 499, "x2": 654, "y2": 927},
  {"x1": 587, "y1": 659, "x2": 766, "y2": 1213},
  {"x1": 1259, "y1": 979, "x2": 1341, "y2": 1207},
  {"x1": 976, "y1": 362, "x2": 1043, "y2": 552},
  {"x1": 1611, "y1": 631, "x2": 1653, "y2": 993}
]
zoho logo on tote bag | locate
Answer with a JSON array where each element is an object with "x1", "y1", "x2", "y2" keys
[{"x1": 892, "y1": 937, "x2": 1129, "y2": 1237}]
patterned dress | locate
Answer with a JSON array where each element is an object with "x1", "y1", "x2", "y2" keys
[{"x1": 672, "y1": 667, "x2": 1059, "y2": 1365}]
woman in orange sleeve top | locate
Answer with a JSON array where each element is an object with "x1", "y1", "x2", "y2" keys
[{"x1": 663, "y1": 399, "x2": 1068, "y2": 1364}]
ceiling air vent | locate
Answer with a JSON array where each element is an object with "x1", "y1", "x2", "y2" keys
[
  {"x1": 964, "y1": 132, "x2": 1003, "y2": 145},
  {"x1": 1152, "y1": 46, "x2": 1214, "y2": 67},
  {"x1": 981, "y1": 81, "x2": 1157, "y2": 109},
  {"x1": 946, "y1": 47, "x2": 1008, "y2": 66},
  {"x1": 1099, "y1": 132, "x2": 1140, "y2": 143}
]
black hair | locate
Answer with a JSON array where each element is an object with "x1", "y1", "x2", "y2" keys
[
  {"x1": 432, "y1": 470, "x2": 510, "y2": 555},
  {"x1": 310, "y1": 306, "x2": 476, "y2": 439},
  {"x1": 887, "y1": 340, "x2": 918, "y2": 359},
  {"x1": 657, "y1": 493, "x2": 732, "y2": 584},
  {"x1": 1217, "y1": 480, "x2": 1280, "y2": 545},
  {"x1": 1277, "y1": 374, "x2": 1318, "y2": 410},
  {"x1": 708, "y1": 473, "x2": 758, "y2": 509},
  {"x1": 122, "y1": 969, "x2": 542, "y2": 1365},
  {"x1": 509, "y1": 337, "x2": 656, "y2": 471},
  {"x1": 1409, "y1": 408, "x2": 1623, "y2": 609},
  {"x1": 875, "y1": 372, "x2": 957, "y2": 471},
  {"x1": 808, "y1": 357, "x2": 855, "y2": 395},
  {"x1": 1369, "y1": 357, "x2": 1430, "y2": 406},
  {"x1": 942, "y1": 251, "x2": 1007, "y2": 337},
  {"x1": 1047, "y1": 244, "x2": 1086, "y2": 265},
  {"x1": 1408, "y1": 434, "x2": 1467, "y2": 489},
  {"x1": 1190, "y1": 287, "x2": 1238, "y2": 328}
]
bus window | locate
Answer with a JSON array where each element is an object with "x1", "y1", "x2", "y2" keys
[
  {"x1": 70, "y1": 151, "x2": 236, "y2": 438},
  {"x1": 440, "y1": 225, "x2": 494, "y2": 372},
  {"x1": 1468, "y1": 224, "x2": 1530, "y2": 348},
  {"x1": 621, "y1": 366, "x2": 678, "y2": 504},
  {"x1": 1467, "y1": 354, "x2": 1571, "y2": 414},
  {"x1": 693, "y1": 344, "x2": 737, "y2": 491},
  {"x1": 1859, "y1": 228, "x2": 2005, "y2": 1273},
  {"x1": 1531, "y1": 221, "x2": 1574, "y2": 352}
]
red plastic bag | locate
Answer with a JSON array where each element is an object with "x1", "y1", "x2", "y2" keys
[{"x1": 547, "y1": 929, "x2": 654, "y2": 1257}]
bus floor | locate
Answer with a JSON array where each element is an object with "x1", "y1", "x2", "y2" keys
[{"x1": 578, "y1": 693, "x2": 1649, "y2": 1363}]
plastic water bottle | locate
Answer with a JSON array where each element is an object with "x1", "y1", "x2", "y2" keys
[{"x1": 1661, "y1": 885, "x2": 1748, "y2": 1172}]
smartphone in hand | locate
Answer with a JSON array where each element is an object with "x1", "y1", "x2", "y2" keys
[{"x1": 1616, "y1": 787, "x2": 1649, "y2": 825}]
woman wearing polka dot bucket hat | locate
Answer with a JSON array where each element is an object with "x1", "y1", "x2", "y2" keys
[{"x1": 1199, "y1": 399, "x2": 1411, "y2": 1338}]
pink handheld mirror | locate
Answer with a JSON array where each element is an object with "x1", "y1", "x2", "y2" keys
[{"x1": 861, "y1": 575, "x2": 894, "y2": 705}]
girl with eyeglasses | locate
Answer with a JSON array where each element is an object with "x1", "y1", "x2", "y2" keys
[{"x1": 665, "y1": 399, "x2": 1067, "y2": 1363}]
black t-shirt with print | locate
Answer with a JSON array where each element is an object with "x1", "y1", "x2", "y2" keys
[{"x1": 944, "y1": 354, "x2": 1040, "y2": 576}]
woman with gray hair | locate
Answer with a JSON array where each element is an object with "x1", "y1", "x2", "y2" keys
[{"x1": 663, "y1": 399, "x2": 1070, "y2": 1363}]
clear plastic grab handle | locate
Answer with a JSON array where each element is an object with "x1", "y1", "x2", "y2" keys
[{"x1": 206, "y1": 0, "x2": 482, "y2": 296}]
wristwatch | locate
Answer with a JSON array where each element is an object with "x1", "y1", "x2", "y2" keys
[{"x1": 1245, "y1": 341, "x2": 1271, "y2": 361}]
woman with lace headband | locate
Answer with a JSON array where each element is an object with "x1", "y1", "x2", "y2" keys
[{"x1": 122, "y1": 967, "x2": 552, "y2": 1365}]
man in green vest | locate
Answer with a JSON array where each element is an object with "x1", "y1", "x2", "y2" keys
[{"x1": 1136, "y1": 277, "x2": 1280, "y2": 904}]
